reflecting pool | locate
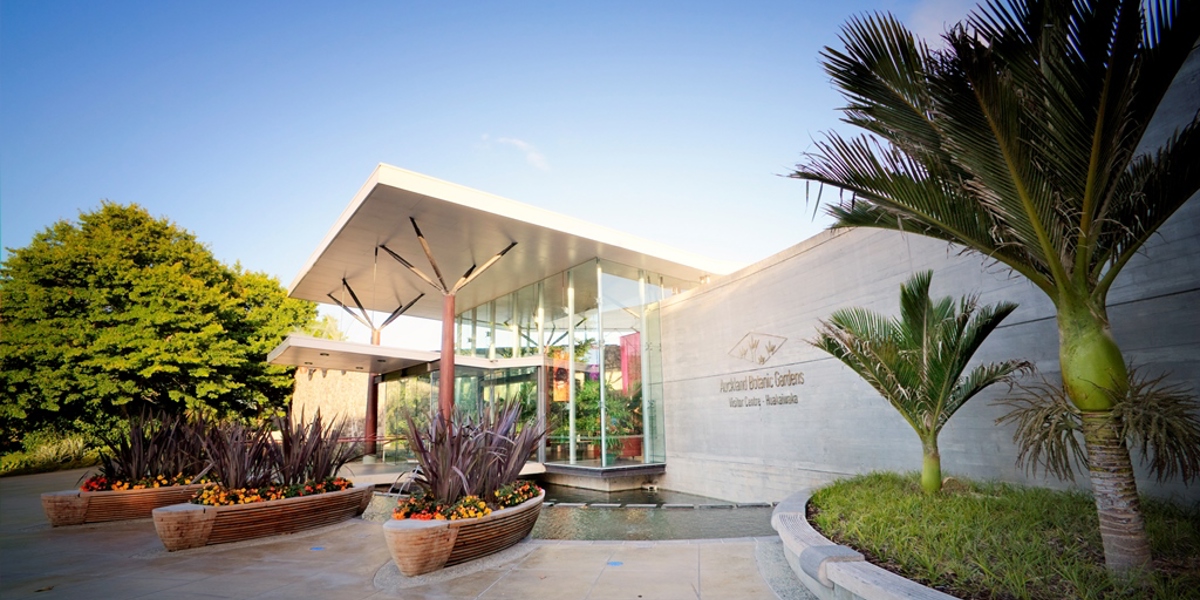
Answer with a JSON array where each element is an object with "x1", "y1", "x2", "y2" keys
[
  {"x1": 531, "y1": 483, "x2": 776, "y2": 541},
  {"x1": 531, "y1": 505, "x2": 776, "y2": 540},
  {"x1": 365, "y1": 483, "x2": 778, "y2": 541}
]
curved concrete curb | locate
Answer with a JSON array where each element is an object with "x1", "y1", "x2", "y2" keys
[{"x1": 771, "y1": 490, "x2": 957, "y2": 600}]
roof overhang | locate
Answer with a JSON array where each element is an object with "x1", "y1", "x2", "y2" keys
[
  {"x1": 267, "y1": 335, "x2": 552, "y2": 374},
  {"x1": 288, "y1": 164, "x2": 742, "y2": 319},
  {"x1": 267, "y1": 335, "x2": 439, "y2": 374}
]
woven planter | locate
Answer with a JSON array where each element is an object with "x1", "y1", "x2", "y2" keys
[
  {"x1": 383, "y1": 490, "x2": 544, "y2": 576},
  {"x1": 41, "y1": 484, "x2": 205, "y2": 527},
  {"x1": 152, "y1": 484, "x2": 373, "y2": 551}
]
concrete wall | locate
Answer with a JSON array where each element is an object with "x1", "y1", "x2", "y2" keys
[{"x1": 655, "y1": 194, "x2": 1200, "y2": 504}]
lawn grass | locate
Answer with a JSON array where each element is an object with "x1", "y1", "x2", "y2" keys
[{"x1": 808, "y1": 472, "x2": 1199, "y2": 599}]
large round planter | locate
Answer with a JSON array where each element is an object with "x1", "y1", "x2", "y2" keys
[
  {"x1": 383, "y1": 490, "x2": 544, "y2": 577},
  {"x1": 152, "y1": 484, "x2": 373, "y2": 551},
  {"x1": 41, "y1": 484, "x2": 205, "y2": 527}
]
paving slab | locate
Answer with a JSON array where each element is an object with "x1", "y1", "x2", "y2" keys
[{"x1": 1, "y1": 469, "x2": 812, "y2": 600}]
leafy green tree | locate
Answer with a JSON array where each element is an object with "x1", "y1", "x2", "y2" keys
[
  {"x1": 0, "y1": 203, "x2": 316, "y2": 439},
  {"x1": 813, "y1": 271, "x2": 1030, "y2": 493},
  {"x1": 227, "y1": 266, "x2": 319, "y2": 416},
  {"x1": 302, "y1": 314, "x2": 348, "y2": 341},
  {"x1": 792, "y1": 0, "x2": 1199, "y2": 571}
]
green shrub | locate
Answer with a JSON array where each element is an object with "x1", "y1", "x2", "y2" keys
[
  {"x1": 0, "y1": 430, "x2": 99, "y2": 477},
  {"x1": 0, "y1": 453, "x2": 34, "y2": 476}
]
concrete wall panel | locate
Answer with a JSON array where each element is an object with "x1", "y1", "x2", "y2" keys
[{"x1": 657, "y1": 195, "x2": 1200, "y2": 504}]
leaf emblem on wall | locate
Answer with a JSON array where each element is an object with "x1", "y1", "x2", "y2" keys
[{"x1": 729, "y1": 333, "x2": 787, "y2": 365}]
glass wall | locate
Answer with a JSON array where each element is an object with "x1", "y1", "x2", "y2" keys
[
  {"x1": 381, "y1": 365, "x2": 541, "y2": 462},
  {"x1": 450, "y1": 258, "x2": 692, "y2": 470}
]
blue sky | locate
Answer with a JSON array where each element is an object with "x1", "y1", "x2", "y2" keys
[{"x1": 1, "y1": 0, "x2": 974, "y2": 345}]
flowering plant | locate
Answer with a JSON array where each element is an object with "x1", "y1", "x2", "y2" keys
[
  {"x1": 393, "y1": 481, "x2": 540, "y2": 520},
  {"x1": 446, "y1": 495, "x2": 492, "y2": 520},
  {"x1": 392, "y1": 488, "x2": 447, "y2": 520},
  {"x1": 191, "y1": 476, "x2": 353, "y2": 506},
  {"x1": 494, "y1": 480, "x2": 540, "y2": 508},
  {"x1": 81, "y1": 472, "x2": 206, "y2": 492}
]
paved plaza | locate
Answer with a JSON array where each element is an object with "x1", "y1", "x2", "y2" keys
[{"x1": 0, "y1": 469, "x2": 809, "y2": 600}]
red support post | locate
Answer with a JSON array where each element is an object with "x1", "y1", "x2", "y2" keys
[
  {"x1": 365, "y1": 374, "x2": 379, "y2": 456},
  {"x1": 439, "y1": 293, "x2": 456, "y2": 420},
  {"x1": 365, "y1": 327, "x2": 382, "y2": 457}
]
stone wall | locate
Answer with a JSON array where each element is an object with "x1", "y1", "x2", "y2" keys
[
  {"x1": 291, "y1": 367, "x2": 374, "y2": 436},
  {"x1": 655, "y1": 195, "x2": 1200, "y2": 504}
]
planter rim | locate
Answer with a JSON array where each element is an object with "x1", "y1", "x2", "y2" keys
[
  {"x1": 42, "y1": 482, "x2": 205, "y2": 499},
  {"x1": 383, "y1": 489, "x2": 545, "y2": 531},
  {"x1": 154, "y1": 482, "x2": 367, "y2": 515}
]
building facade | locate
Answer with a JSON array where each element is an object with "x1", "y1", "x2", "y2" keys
[
  {"x1": 656, "y1": 201, "x2": 1200, "y2": 502},
  {"x1": 271, "y1": 164, "x2": 1198, "y2": 503}
]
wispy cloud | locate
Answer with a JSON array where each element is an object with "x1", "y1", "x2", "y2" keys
[{"x1": 480, "y1": 134, "x2": 549, "y2": 170}]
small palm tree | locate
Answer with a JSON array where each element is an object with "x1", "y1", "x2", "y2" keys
[
  {"x1": 813, "y1": 271, "x2": 1030, "y2": 493},
  {"x1": 792, "y1": 0, "x2": 1199, "y2": 571}
]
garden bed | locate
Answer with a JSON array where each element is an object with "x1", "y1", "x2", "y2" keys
[
  {"x1": 802, "y1": 473, "x2": 1200, "y2": 599},
  {"x1": 152, "y1": 484, "x2": 373, "y2": 551},
  {"x1": 41, "y1": 484, "x2": 204, "y2": 526},
  {"x1": 383, "y1": 490, "x2": 544, "y2": 576}
]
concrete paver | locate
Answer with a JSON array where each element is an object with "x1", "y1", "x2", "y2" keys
[{"x1": 1, "y1": 468, "x2": 806, "y2": 600}]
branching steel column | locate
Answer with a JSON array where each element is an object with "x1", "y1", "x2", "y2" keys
[
  {"x1": 380, "y1": 217, "x2": 516, "y2": 421},
  {"x1": 326, "y1": 275, "x2": 423, "y2": 456}
]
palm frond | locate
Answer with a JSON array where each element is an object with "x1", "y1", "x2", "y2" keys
[
  {"x1": 994, "y1": 376, "x2": 1087, "y2": 481},
  {"x1": 1111, "y1": 366, "x2": 1200, "y2": 483},
  {"x1": 942, "y1": 359, "x2": 1032, "y2": 431},
  {"x1": 997, "y1": 363, "x2": 1200, "y2": 484},
  {"x1": 1094, "y1": 120, "x2": 1200, "y2": 298},
  {"x1": 1132, "y1": 0, "x2": 1200, "y2": 141},
  {"x1": 812, "y1": 271, "x2": 1025, "y2": 441},
  {"x1": 823, "y1": 13, "x2": 946, "y2": 166},
  {"x1": 793, "y1": 0, "x2": 1200, "y2": 306},
  {"x1": 938, "y1": 26, "x2": 1067, "y2": 285}
]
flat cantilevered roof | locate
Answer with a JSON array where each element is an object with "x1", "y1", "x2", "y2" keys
[
  {"x1": 268, "y1": 334, "x2": 559, "y2": 373},
  {"x1": 267, "y1": 335, "x2": 440, "y2": 373},
  {"x1": 288, "y1": 164, "x2": 742, "y2": 319}
]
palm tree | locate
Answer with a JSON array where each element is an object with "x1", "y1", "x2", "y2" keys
[
  {"x1": 792, "y1": 0, "x2": 1199, "y2": 572},
  {"x1": 813, "y1": 271, "x2": 1030, "y2": 494}
]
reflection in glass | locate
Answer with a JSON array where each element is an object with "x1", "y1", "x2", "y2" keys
[{"x1": 435, "y1": 258, "x2": 696, "y2": 470}]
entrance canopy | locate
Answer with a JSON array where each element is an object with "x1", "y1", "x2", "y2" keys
[
  {"x1": 267, "y1": 334, "x2": 550, "y2": 374},
  {"x1": 287, "y1": 164, "x2": 741, "y2": 320},
  {"x1": 267, "y1": 335, "x2": 439, "y2": 374}
]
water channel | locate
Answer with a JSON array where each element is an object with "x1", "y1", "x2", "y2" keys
[{"x1": 532, "y1": 483, "x2": 776, "y2": 540}]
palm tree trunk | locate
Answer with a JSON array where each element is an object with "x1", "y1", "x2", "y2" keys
[
  {"x1": 1058, "y1": 304, "x2": 1127, "y2": 412},
  {"x1": 921, "y1": 438, "x2": 941, "y2": 494},
  {"x1": 1059, "y1": 304, "x2": 1151, "y2": 573},
  {"x1": 1081, "y1": 411, "x2": 1151, "y2": 573}
]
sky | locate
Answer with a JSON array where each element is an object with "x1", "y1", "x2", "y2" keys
[{"x1": 1, "y1": 0, "x2": 976, "y2": 347}]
